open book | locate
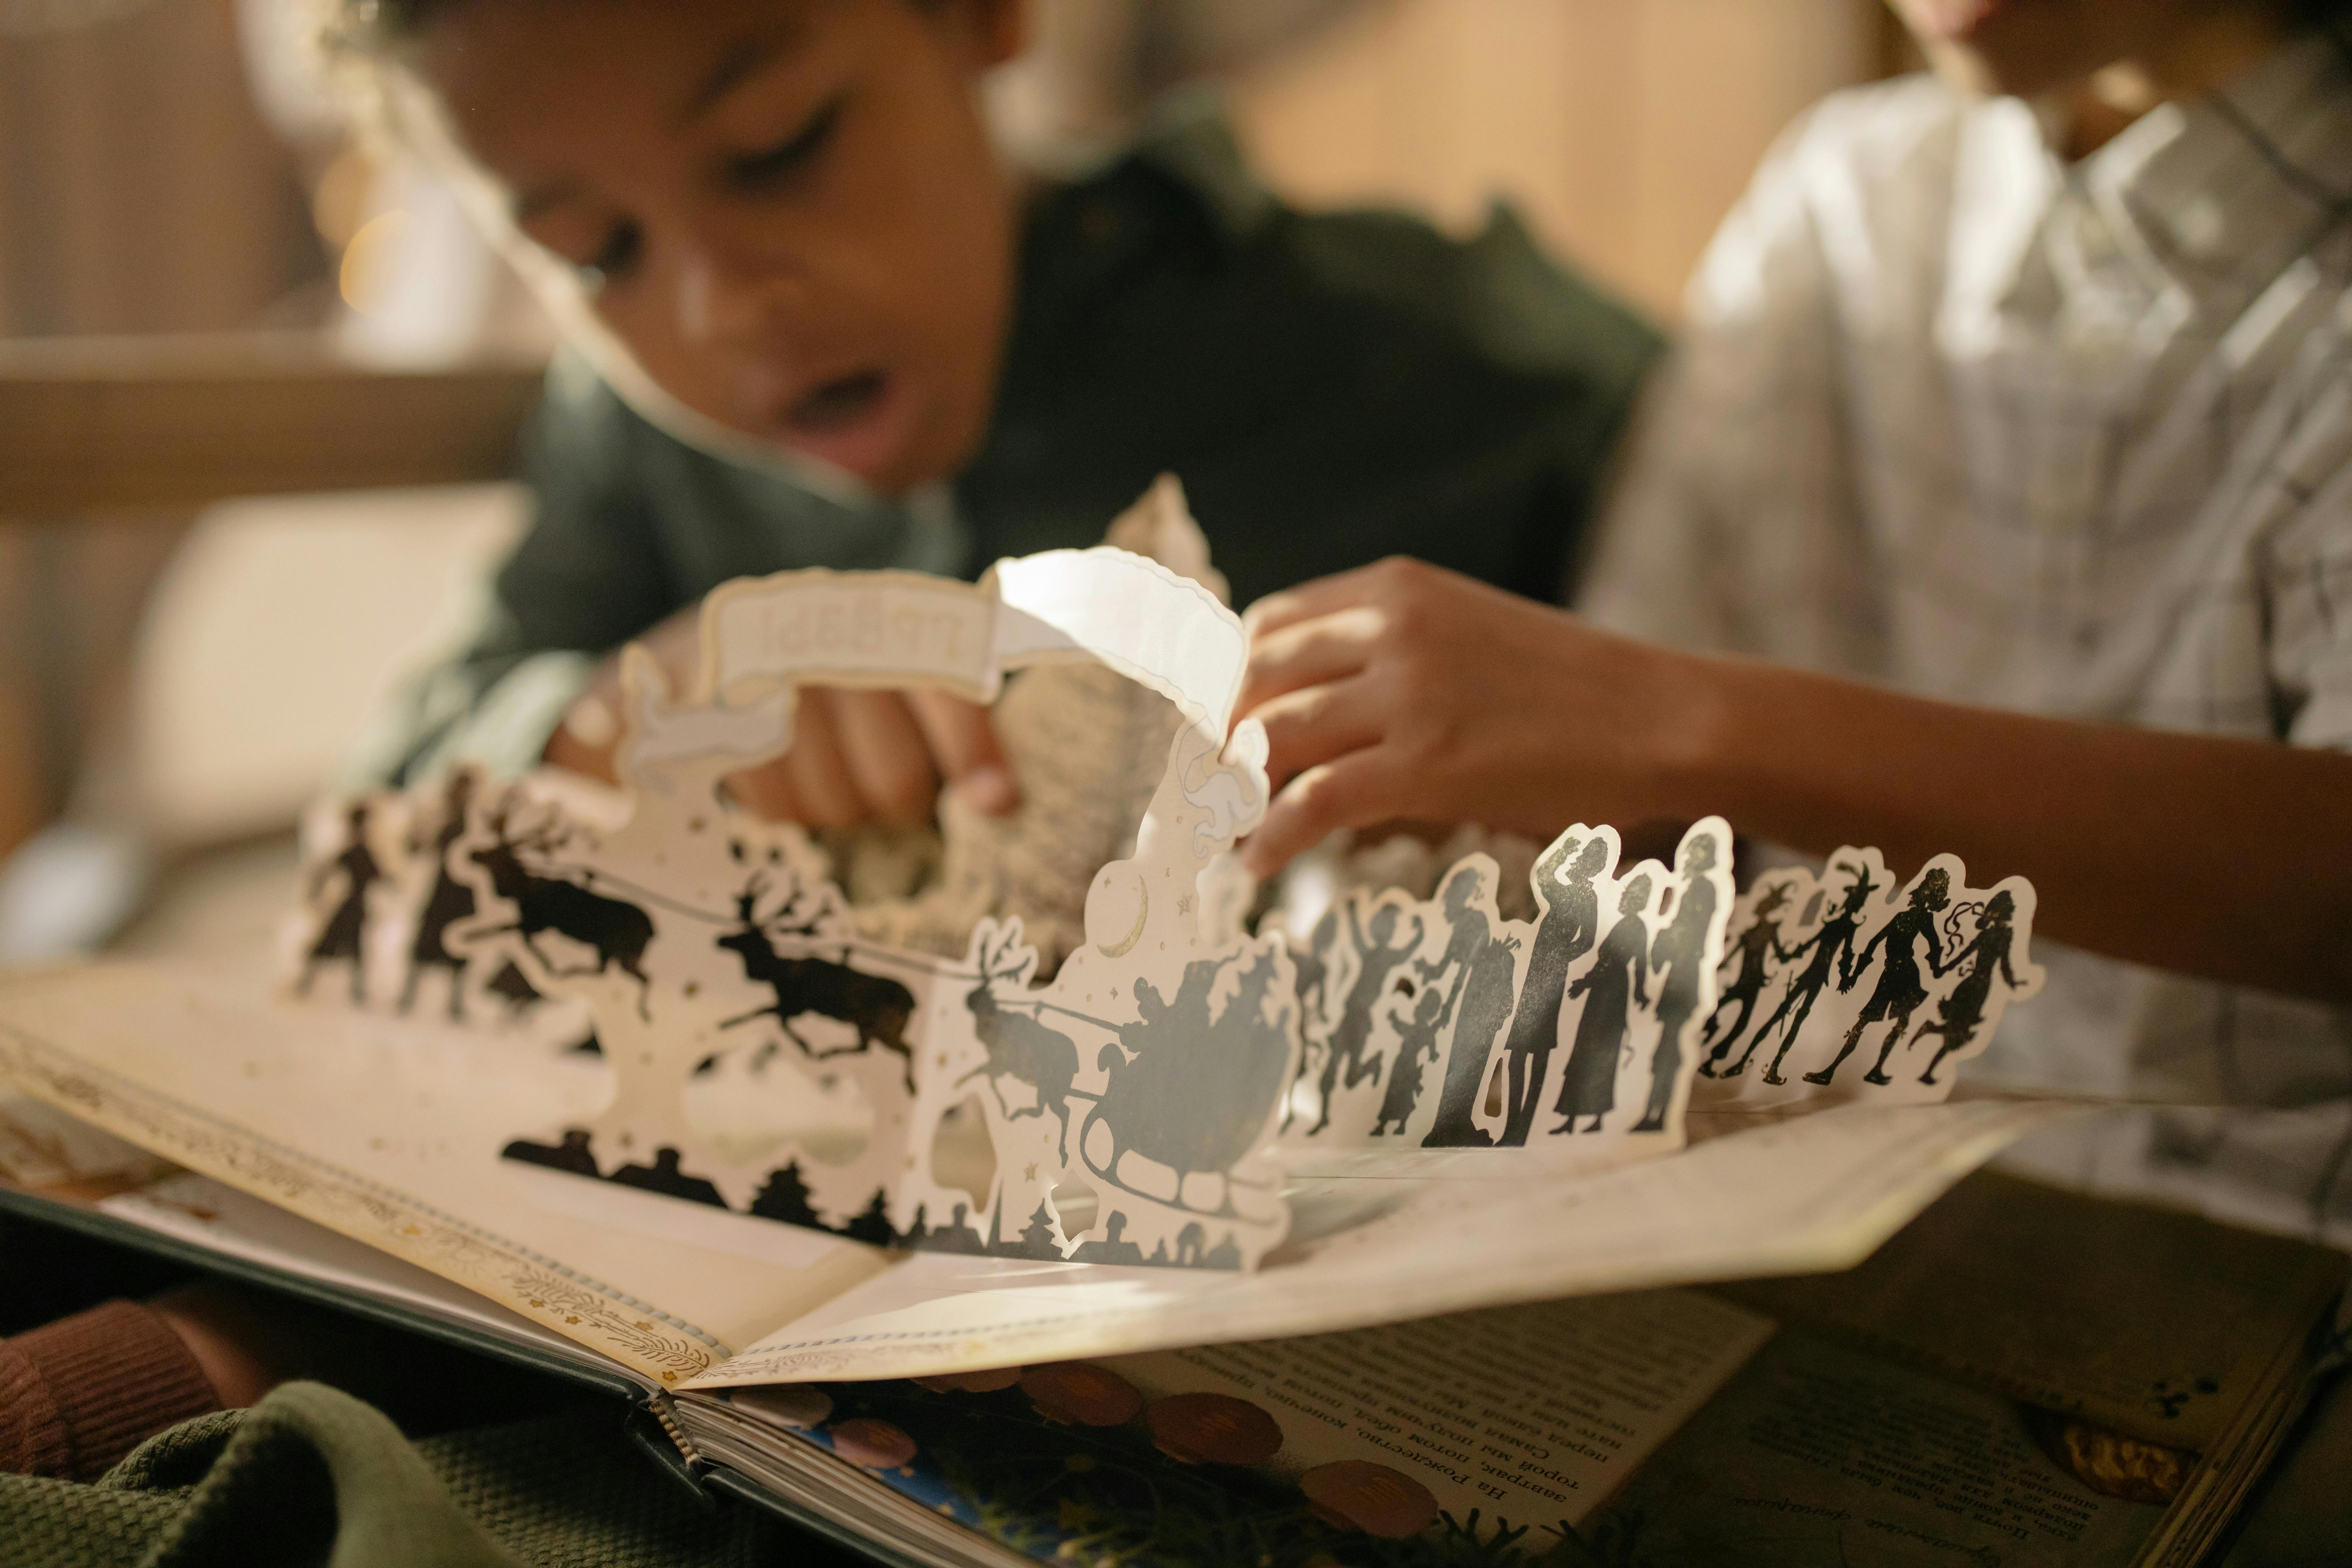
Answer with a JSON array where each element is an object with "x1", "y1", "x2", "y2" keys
[
  {"x1": 4, "y1": 487, "x2": 2304, "y2": 1561},
  {"x1": 4, "y1": 1094, "x2": 2337, "y2": 1568}
]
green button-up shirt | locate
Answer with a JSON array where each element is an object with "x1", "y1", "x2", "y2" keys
[{"x1": 368, "y1": 102, "x2": 1661, "y2": 784}]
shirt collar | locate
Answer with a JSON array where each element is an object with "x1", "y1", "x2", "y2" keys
[{"x1": 2060, "y1": 31, "x2": 2352, "y2": 317}]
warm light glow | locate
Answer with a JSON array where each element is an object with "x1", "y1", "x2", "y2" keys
[
  {"x1": 338, "y1": 209, "x2": 411, "y2": 315},
  {"x1": 311, "y1": 146, "x2": 378, "y2": 249}
]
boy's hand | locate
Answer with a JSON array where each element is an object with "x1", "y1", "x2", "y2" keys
[
  {"x1": 1237, "y1": 558, "x2": 1712, "y2": 876},
  {"x1": 547, "y1": 606, "x2": 1019, "y2": 828}
]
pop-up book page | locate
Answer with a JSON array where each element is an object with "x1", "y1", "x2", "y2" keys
[{"x1": 279, "y1": 510, "x2": 1300, "y2": 1273}]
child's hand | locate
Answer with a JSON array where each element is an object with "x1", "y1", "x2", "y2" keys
[
  {"x1": 547, "y1": 607, "x2": 1019, "y2": 828},
  {"x1": 1236, "y1": 558, "x2": 1712, "y2": 876}
]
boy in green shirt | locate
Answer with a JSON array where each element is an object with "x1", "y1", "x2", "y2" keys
[{"x1": 350, "y1": 0, "x2": 1658, "y2": 825}]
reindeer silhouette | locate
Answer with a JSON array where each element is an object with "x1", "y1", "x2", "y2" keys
[
  {"x1": 955, "y1": 931, "x2": 1082, "y2": 1161},
  {"x1": 467, "y1": 812, "x2": 655, "y2": 1017},
  {"x1": 715, "y1": 877, "x2": 917, "y2": 1092}
]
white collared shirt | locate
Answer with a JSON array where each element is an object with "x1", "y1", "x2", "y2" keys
[{"x1": 1583, "y1": 36, "x2": 2352, "y2": 1239}]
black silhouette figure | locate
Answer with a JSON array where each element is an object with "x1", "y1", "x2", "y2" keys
[
  {"x1": 1087, "y1": 953, "x2": 1292, "y2": 1210},
  {"x1": 1911, "y1": 890, "x2": 2025, "y2": 1085},
  {"x1": 501, "y1": 1127, "x2": 600, "y2": 1177},
  {"x1": 1281, "y1": 907, "x2": 1345, "y2": 1132},
  {"x1": 749, "y1": 1159, "x2": 825, "y2": 1227},
  {"x1": 924, "y1": 1202, "x2": 987, "y2": 1255},
  {"x1": 610, "y1": 1147, "x2": 726, "y2": 1208},
  {"x1": 1498, "y1": 836, "x2": 1608, "y2": 1144},
  {"x1": 1700, "y1": 882, "x2": 1794, "y2": 1077},
  {"x1": 1072, "y1": 1211, "x2": 1148, "y2": 1265},
  {"x1": 1751, "y1": 864, "x2": 1878, "y2": 1086},
  {"x1": 399, "y1": 772, "x2": 479, "y2": 1022},
  {"x1": 957, "y1": 931, "x2": 1083, "y2": 1161},
  {"x1": 296, "y1": 804, "x2": 383, "y2": 1004},
  {"x1": 1808, "y1": 867, "x2": 1948, "y2": 1087},
  {"x1": 1637, "y1": 836, "x2": 1719, "y2": 1133},
  {"x1": 716, "y1": 878, "x2": 917, "y2": 1091},
  {"x1": 1373, "y1": 985, "x2": 1448, "y2": 1135},
  {"x1": 468, "y1": 812, "x2": 656, "y2": 1017},
  {"x1": 1309, "y1": 903, "x2": 1423, "y2": 1135},
  {"x1": 1421, "y1": 868, "x2": 1521, "y2": 1148},
  {"x1": 1553, "y1": 876, "x2": 1654, "y2": 1134}
]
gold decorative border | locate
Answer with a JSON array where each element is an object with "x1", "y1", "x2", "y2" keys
[{"x1": 0, "y1": 1022, "x2": 724, "y2": 1384}]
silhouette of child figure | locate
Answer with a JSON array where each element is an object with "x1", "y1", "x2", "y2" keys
[
  {"x1": 1309, "y1": 902, "x2": 1423, "y2": 1135},
  {"x1": 1421, "y1": 867, "x2": 1520, "y2": 1148},
  {"x1": 1700, "y1": 880, "x2": 1792, "y2": 1077},
  {"x1": 1553, "y1": 875, "x2": 1654, "y2": 1134},
  {"x1": 1499, "y1": 836, "x2": 1608, "y2": 1145},
  {"x1": 1636, "y1": 838, "x2": 1718, "y2": 1133},
  {"x1": 400, "y1": 772, "x2": 479, "y2": 1022},
  {"x1": 1808, "y1": 867, "x2": 1949, "y2": 1086},
  {"x1": 1752, "y1": 864, "x2": 1877, "y2": 1086},
  {"x1": 296, "y1": 804, "x2": 382, "y2": 1005},
  {"x1": 1282, "y1": 906, "x2": 1345, "y2": 1132},
  {"x1": 1911, "y1": 889, "x2": 2024, "y2": 1085},
  {"x1": 1373, "y1": 984, "x2": 1450, "y2": 1135}
]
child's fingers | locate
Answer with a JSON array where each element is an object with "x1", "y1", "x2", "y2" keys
[
  {"x1": 724, "y1": 757, "x2": 806, "y2": 823},
  {"x1": 1241, "y1": 750, "x2": 1404, "y2": 877},
  {"x1": 908, "y1": 688, "x2": 1020, "y2": 817},
  {"x1": 831, "y1": 689, "x2": 945, "y2": 827},
  {"x1": 1239, "y1": 561, "x2": 1390, "y2": 641},
  {"x1": 1239, "y1": 606, "x2": 1385, "y2": 715},
  {"x1": 781, "y1": 690, "x2": 867, "y2": 828},
  {"x1": 1249, "y1": 674, "x2": 1386, "y2": 788}
]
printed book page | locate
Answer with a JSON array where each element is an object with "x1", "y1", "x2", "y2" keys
[
  {"x1": 1588, "y1": 1330, "x2": 2175, "y2": 1567},
  {"x1": 1107, "y1": 1288, "x2": 1776, "y2": 1530},
  {"x1": 1721, "y1": 1171, "x2": 2352, "y2": 1451}
]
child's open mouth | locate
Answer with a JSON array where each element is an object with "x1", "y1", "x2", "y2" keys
[{"x1": 781, "y1": 368, "x2": 917, "y2": 485}]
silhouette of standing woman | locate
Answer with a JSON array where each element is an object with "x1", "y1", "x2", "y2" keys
[
  {"x1": 1374, "y1": 985, "x2": 1449, "y2": 1135},
  {"x1": 1700, "y1": 881, "x2": 1791, "y2": 1077},
  {"x1": 1637, "y1": 838, "x2": 1718, "y2": 1132},
  {"x1": 1310, "y1": 902, "x2": 1423, "y2": 1135},
  {"x1": 1752, "y1": 865, "x2": 1876, "y2": 1085},
  {"x1": 1553, "y1": 875, "x2": 1653, "y2": 1134},
  {"x1": 1498, "y1": 836, "x2": 1608, "y2": 1145},
  {"x1": 1808, "y1": 867, "x2": 1948, "y2": 1086},
  {"x1": 400, "y1": 772, "x2": 478, "y2": 1022},
  {"x1": 298, "y1": 804, "x2": 382, "y2": 1004},
  {"x1": 1911, "y1": 890, "x2": 2024, "y2": 1086},
  {"x1": 1421, "y1": 867, "x2": 1520, "y2": 1148}
]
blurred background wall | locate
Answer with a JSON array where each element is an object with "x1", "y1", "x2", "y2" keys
[{"x1": 0, "y1": 0, "x2": 1904, "y2": 885}]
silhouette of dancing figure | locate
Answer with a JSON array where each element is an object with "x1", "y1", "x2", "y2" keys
[
  {"x1": 1282, "y1": 906, "x2": 1344, "y2": 1132},
  {"x1": 1373, "y1": 985, "x2": 1449, "y2": 1135},
  {"x1": 296, "y1": 804, "x2": 381, "y2": 1004},
  {"x1": 1498, "y1": 836, "x2": 1607, "y2": 1146},
  {"x1": 1752, "y1": 865, "x2": 1877, "y2": 1085},
  {"x1": 1553, "y1": 876, "x2": 1653, "y2": 1134},
  {"x1": 1309, "y1": 903, "x2": 1423, "y2": 1135},
  {"x1": 1809, "y1": 868, "x2": 1949, "y2": 1086},
  {"x1": 1911, "y1": 890, "x2": 2024, "y2": 1085},
  {"x1": 1700, "y1": 881, "x2": 1793, "y2": 1077},
  {"x1": 1421, "y1": 868, "x2": 1520, "y2": 1148},
  {"x1": 400, "y1": 772, "x2": 479, "y2": 1022},
  {"x1": 1637, "y1": 838, "x2": 1718, "y2": 1133}
]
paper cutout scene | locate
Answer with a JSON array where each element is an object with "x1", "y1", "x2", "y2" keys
[{"x1": 282, "y1": 481, "x2": 2043, "y2": 1273}]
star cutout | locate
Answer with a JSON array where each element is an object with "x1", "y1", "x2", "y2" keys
[
  {"x1": 1177, "y1": 893, "x2": 1197, "y2": 917},
  {"x1": 1024, "y1": 1162, "x2": 1039, "y2": 1182}
]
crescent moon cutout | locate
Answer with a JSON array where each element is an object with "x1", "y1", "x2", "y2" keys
[{"x1": 1095, "y1": 866, "x2": 1149, "y2": 958}]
